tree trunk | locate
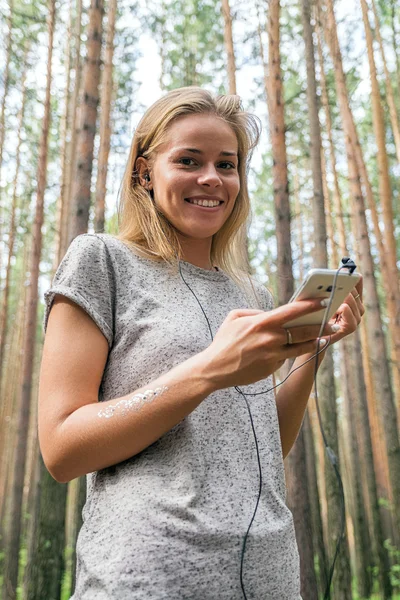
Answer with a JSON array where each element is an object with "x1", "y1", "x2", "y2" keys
[
  {"x1": 303, "y1": 410, "x2": 329, "y2": 597},
  {"x1": 63, "y1": 0, "x2": 83, "y2": 258},
  {"x1": 266, "y1": 3, "x2": 318, "y2": 598},
  {"x1": 286, "y1": 429, "x2": 318, "y2": 599},
  {"x1": 322, "y1": 0, "x2": 400, "y2": 540},
  {"x1": 94, "y1": 0, "x2": 117, "y2": 233},
  {"x1": 0, "y1": 244, "x2": 29, "y2": 560},
  {"x1": 266, "y1": 0, "x2": 293, "y2": 305},
  {"x1": 221, "y1": 0, "x2": 237, "y2": 94},
  {"x1": 370, "y1": 0, "x2": 400, "y2": 165},
  {"x1": 1, "y1": 2, "x2": 56, "y2": 597},
  {"x1": 360, "y1": 0, "x2": 400, "y2": 412},
  {"x1": 23, "y1": 452, "x2": 68, "y2": 600},
  {"x1": 320, "y1": 66, "x2": 393, "y2": 591},
  {"x1": 341, "y1": 336, "x2": 373, "y2": 598},
  {"x1": 69, "y1": 0, "x2": 104, "y2": 242},
  {"x1": 301, "y1": 1, "x2": 352, "y2": 596},
  {"x1": 0, "y1": 0, "x2": 14, "y2": 281},
  {"x1": 352, "y1": 328, "x2": 392, "y2": 597},
  {"x1": 0, "y1": 41, "x2": 29, "y2": 383},
  {"x1": 52, "y1": 0, "x2": 74, "y2": 274}
]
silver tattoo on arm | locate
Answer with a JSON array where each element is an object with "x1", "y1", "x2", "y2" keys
[{"x1": 98, "y1": 386, "x2": 169, "y2": 419}]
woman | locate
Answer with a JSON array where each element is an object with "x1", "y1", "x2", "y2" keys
[{"x1": 39, "y1": 87, "x2": 364, "y2": 599}]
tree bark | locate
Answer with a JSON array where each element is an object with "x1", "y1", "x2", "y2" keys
[
  {"x1": 94, "y1": 0, "x2": 117, "y2": 233},
  {"x1": 52, "y1": 0, "x2": 74, "y2": 274},
  {"x1": 322, "y1": 0, "x2": 400, "y2": 540},
  {"x1": 221, "y1": 0, "x2": 237, "y2": 94},
  {"x1": 23, "y1": 452, "x2": 68, "y2": 600},
  {"x1": 360, "y1": 0, "x2": 400, "y2": 411},
  {"x1": 0, "y1": 0, "x2": 14, "y2": 283},
  {"x1": 1, "y1": 1, "x2": 56, "y2": 597},
  {"x1": 0, "y1": 42, "x2": 29, "y2": 383},
  {"x1": 63, "y1": 0, "x2": 83, "y2": 257},
  {"x1": 370, "y1": 0, "x2": 400, "y2": 165},
  {"x1": 301, "y1": 1, "x2": 352, "y2": 596},
  {"x1": 69, "y1": 0, "x2": 104, "y2": 242},
  {"x1": 266, "y1": 3, "x2": 318, "y2": 598}
]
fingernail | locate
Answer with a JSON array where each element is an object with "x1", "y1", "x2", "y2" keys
[
  {"x1": 330, "y1": 324, "x2": 340, "y2": 333},
  {"x1": 319, "y1": 338, "x2": 328, "y2": 347},
  {"x1": 320, "y1": 298, "x2": 330, "y2": 307}
]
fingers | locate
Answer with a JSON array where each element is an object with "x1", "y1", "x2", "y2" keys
[
  {"x1": 351, "y1": 287, "x2": 365, "y2": 317},
  {"x1": 253, "y1": 298, "x2": 325, "y2": 329},
  {"x1": 354, "y1": 275, "x2": 363, "y2": 303},
  {"x1": 344, "y1": 293, "x2": 362, "y2": 324},
  {"x1": 276, "y1": 323, "x2": 336, "y2": 346},
  {"x1": 280, "y1": 338, "x2": 328, "y2": 360}
]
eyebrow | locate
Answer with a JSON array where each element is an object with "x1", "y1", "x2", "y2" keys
[{"x1": 173, "y1": 147, "x2": 238, "y2": 158}]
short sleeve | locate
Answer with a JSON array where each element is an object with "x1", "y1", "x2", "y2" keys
[{"x1": 43, "y1": 234, "x2": 115, "y2": 348}]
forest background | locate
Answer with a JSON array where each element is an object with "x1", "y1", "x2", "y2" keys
[{"x1": 0, "y1": 0, "x2": 399, "y2": 598}]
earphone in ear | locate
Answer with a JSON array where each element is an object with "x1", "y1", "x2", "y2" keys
[{"x1": 144, "y1": 174, "x2": 150, "y2": 182}]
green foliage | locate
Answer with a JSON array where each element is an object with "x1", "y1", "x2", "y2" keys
[
  {"x1": 384, "y1": 539, "x2": 400, "y2": 588},
  {"x1": 145, "y1": 0, "x2": 225, "y2": 91}
]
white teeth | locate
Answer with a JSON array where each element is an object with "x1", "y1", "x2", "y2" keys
[{"x1": 187, "y1": 199, "x2": 221, "y2": 207}]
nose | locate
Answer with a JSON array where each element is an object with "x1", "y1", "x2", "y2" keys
[{"x1": 196, "y1": 165, "x2": 222, "y2": 187}]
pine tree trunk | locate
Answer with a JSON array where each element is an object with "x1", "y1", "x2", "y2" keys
[
  {"x1": 63, "y1": 0, "x2": 83, "y2": 258},
  {"x1": 94, "y1": 0, "x2": 117, "y2": 233},
  {"x1": 389, "y1": 0, "x2": 400, "y2": 103},
  {"x1": 352, "y1": 328, "x2": 392, "y2": 597},
  {"x1": 266, "y1": 0, "x2": 292, "y2": 305},
  {"x1": 0, "y1": 42, "x2": 29, "y2": 382},
  {"x1": 1, "y1": 2, "x2": 56, "y2": 597},
  {"x1": 266, "y1": 3, "x2": 318, "y2": 597},
  {"x1": 322, "y1": 0, "x2": 400, "y2": 539},
  {"x1": 322, "y1": 115, "x2": 374, "y2": 595},
  {"x1": 303, "y1": 411, "x2": 328, "y2": 597},
  {"x1": 341, "y1": 336, "x2": 373, "y2": 598},
  {"x1": 370, "y1": 0, "x2": 400, "y2": 165},
  {"x1": 321, "y1": 68, "x2": 393, "y2": 591},
  {"x1": 360, "y1": 0, "x2": 400, "y2": 410},
  {"x1": 221, "y1": 0, "x2": 237, "y2": 94},
  {"x1": 52, "y1": 0, "x2": 74, "y2": 274},
  {"x1": 69, "y1": 0, "x2": 104, "y2": 242},
  {"x1": 301, "y1": 1, "x2": 352, "y2": 596},
  {"x1": 23, "y1": 452, "x2": 68, "y2": 600},
  {"x1": 0, "y1": 0, "x2": 13, "y2": 282}
]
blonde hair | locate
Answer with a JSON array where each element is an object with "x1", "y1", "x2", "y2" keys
[{"x1": 116, "y1": 86, "x2": 263, "y2": 306}]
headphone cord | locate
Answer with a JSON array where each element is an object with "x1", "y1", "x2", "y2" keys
[{"x1": 178, "y1": 262, "x2": 347, "y2": 600}]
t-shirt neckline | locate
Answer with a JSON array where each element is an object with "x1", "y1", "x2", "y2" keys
[{"x1": 178, "y1": 260, "x2": 228, "y2": 281}]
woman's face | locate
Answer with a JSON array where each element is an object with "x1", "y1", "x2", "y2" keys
[{"x1": 147, "y1": 113, "x2": 240, "y2": 241}]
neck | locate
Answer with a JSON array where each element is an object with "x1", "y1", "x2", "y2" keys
[{"x1": 177, "y1": 235, "x2": 215, "y2": 270}]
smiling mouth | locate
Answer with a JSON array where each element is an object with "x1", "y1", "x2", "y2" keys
[{"x1": 185, "y1": 198, "x2": 224, "y2": 208}]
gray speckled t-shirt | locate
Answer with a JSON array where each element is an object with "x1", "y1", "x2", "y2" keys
[{"x1": 43, "y1": 233, "x2": 300, "y2": 600}]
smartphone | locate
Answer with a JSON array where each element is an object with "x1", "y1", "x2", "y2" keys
[{"x1": 282, "y1": 268, "x2": 361, "y2": 328}]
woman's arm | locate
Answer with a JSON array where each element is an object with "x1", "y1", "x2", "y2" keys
[
  {"x1": 275, "y1": 281, "x2": 364, "y2": 459},
  {"x1": 39, "y1": 296, "x2": 217, "y2": 484},
  {"x1": 275, "y1": 348, "x2": 326, "y2": 459}
]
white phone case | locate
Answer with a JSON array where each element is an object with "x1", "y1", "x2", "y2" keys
[{"x1": 282, "y1": 269, "x2": 361, "y2": 328}]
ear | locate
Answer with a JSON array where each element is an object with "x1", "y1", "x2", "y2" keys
[{"x1": 135, "y1": 157, "x2": 152, "y2": 189}]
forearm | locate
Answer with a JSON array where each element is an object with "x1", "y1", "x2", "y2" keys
[
  {"x1": 275, "y1": 348, "x2": 326, "y2": 459},
  {"x1": 50, "y1": 351, "x2": 215, "y2": 483}
]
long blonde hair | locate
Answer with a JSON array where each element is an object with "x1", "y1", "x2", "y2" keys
[{"x1": 116, "y1": 86, "x2": 263, "y2": 306}]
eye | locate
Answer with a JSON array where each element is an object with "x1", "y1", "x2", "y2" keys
[
  {"x1": 178, "y1": 158, "x2": 196, "y2": 166},
  {"x1": 218, "y1": 162, "x2": 236, "y2": 170}
]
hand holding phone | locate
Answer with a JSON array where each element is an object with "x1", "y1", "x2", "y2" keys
[{"x1": 282, "y1": 268, "x2": 362, "y2": 329}]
